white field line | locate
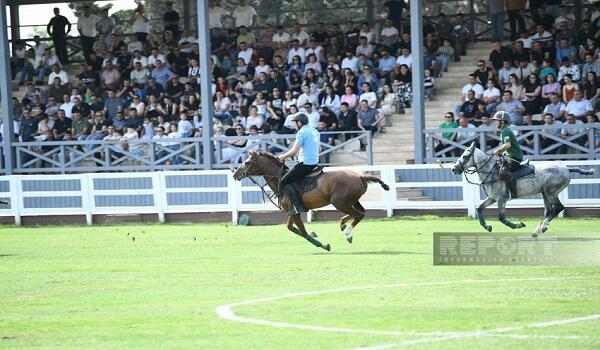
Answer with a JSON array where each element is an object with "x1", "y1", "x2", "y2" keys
[
  {"x1": 355, "y1": 314, "x2": 600, "y2": 350},
  {"x1": 215, "y1": 276, "x2": 589, "y2": 338}
]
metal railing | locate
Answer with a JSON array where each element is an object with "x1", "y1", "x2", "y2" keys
[
  {"x1": 424, "y1": 124, "x2": 600, "y2": 162},
  {"x1": 10, "y1": 131, "x2": 372, "y2": 174}
]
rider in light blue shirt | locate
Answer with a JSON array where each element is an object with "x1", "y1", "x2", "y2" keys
[{"x1": 278, "y1": 113, "x2": 320, "y2": 215}]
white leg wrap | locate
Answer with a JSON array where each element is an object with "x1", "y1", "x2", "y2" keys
[{"x1": 343, "y1": 224, "x2": 354, "y2": 238}]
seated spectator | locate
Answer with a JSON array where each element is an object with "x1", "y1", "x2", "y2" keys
[
  {"x1": 101, "y1": 62, "x2": 121, "y2": 91},
  {"x1": 357, "y1": 99, "x2": 384, "y2": 149},
  {"x1": 582, "y1": 72, "x2": 600, "y2": 110},
  {"x1": 498, "y1": 60, "x2": 517, "y2": 87},
  {"x1": 560, "y1": 90, "x2": 593, "y2": 121},
  {"x1": 562, "y1": 74, "x2": 579, "y2": 104},
  {"x1": 453, "y1": 116, "x2": 477, "y2": 147},
  {"x1": 483, "y1": 80, "x2": 501, "y2": 114},
  {"x1": 531, "y1": 24, "x2": 554, "y2": 47},
  {"x1": 538, "y1": 58, "x2": 557, "y2": 82},
  {"x1": 48, "y1": 64, "x2": 69, "y2": 85},
  {"x1": 584, "y1": 114, "x2": 600, "y2": 149},
  {"x1": 496, "y1": 90, "x2": 525, "y2": 125},
  {"x1": 514, "y1": 59, "x2": 535, "y2": 82},
  {"x1": 338, "y1": 102, "x2": 358, "y2": 135},
  {"x1": 459, "y1": 90, "x2": 481, "y2": 120},
  {"x1": 541, "y1": 113, "x2": 563, "y2": 153},
  {"x1": 543, "y1": 93, "x2": 565, "y2": 120},
  {"x1": 358, "y1": 82, "x2": 378, "y2": 109},
  {"x1": 424, "y1": 68, "x2": 436, "y2": 101},
  {"x1": 558, "y1": 58, "x2": 581, "y2": 83},
  {"x1": 473, "y1": 102, "x2": 491, "y2": 125},
  {"x1": 395, "y1": 47, "x2": 412, "y2": 70},
  {"x1": 151, "y1": 60, "x2": 173, "y2": 89},
  {"x1": 455, "y1": 74, "x2": 483, "y2": 116},
  {"x1": 519, "y1": 113, "x2": 544, "y2": 151},
  {"x1": 541, "y1": 73, "x2": 561, "y2": 104},
  {"x1": 522, "y1": 74, "x2": 542, "y2": 115},
  {"x1": 435, "y1": 112, "x2": 459, "y2": 157},
  {"x1": 355, "y1": 36, "x2": 374, "y2": 59},
  {"x1": 319, "y1": 85, "x2": 341, "y2": 115},
  {"x1": 506, "y1": 74, "x2": 524, "y2": 100},
  {"x1": 473, "y1": 60, "x2": 493, "y2": 85},
  {"x1": 489, "y1": 41, "x2": 513, "y2": 72},
  {"x1": 341, "y1": 85, "x2": 359, "y2": 110},
  {"x1": 560, "y1": 113, "x2": 586, "y2": 153}
]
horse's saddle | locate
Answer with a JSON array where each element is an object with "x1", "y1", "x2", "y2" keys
[
  {"x1": 511, "y1": 160, "x2": 535, "y2": 180},
  {"x1": 292, "y1": 166, "x2": 324, "y2": 193}
]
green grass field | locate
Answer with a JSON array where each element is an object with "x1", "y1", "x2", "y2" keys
[{"x1": 1, "y1": 216, "x2": 600, "y2": 349}]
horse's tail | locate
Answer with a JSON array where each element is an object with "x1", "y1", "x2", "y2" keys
[
  {"x1": 569, "y1": 167, "x2": 596, "y2": 176},
  {"x1": 362, "y1": 175, "x2": 390, "y2": 191}
]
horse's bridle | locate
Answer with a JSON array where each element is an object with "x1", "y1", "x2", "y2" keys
[
  {"x1": 234, "y1": 153, "x2": 287, "y2": 208},
  {"x1": 462, "y1": 151, "x2": 499, "y2": 186}
]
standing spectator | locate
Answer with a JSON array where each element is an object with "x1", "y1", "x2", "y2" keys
[
  {"x1": 497, "y1": 90, "x2": 525, "y2": 125},
  {"x1": 233, "y1": 0, "x2": 257, "y2": 28},
  {"x1": 130, "y1": 4, "x2": 150, "y2": 44},
  {"x1": 96, "y1": 9, "x2": 115, "y2": 47},
  {"x1": 163, "y1": 1, "x2": 180, "y2": 40},
  {"x1": 506, "y1": 0, "x2": 526, "y2": 41},
  {"x1": 532, "y1": 5, "x2": 555, "y2": 31},
  {"x1": 77, "y1": 5, "x2": 97, "y2": 65},
  {"x1": 46, "y1": 7, "x2": 71, "y2": 64},
  {"x1": 489, "y1": 0, "x2": 505, "y2": 41},
  {"x1": 380, "y1": 0, "x2": 407, "y2": 27},
  {"x1": 208, "y1": 0, "x2": 229, "y2": 29}
]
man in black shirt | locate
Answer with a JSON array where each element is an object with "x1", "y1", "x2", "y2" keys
[
  {"x1": 165, "y1": 75, "x2": 184, "y2": 103},
  {"x1": 380, "y1": 0, "x2": 408, "y2": 27},
  {"x1": 473, "y1": 60, "x2": 493, "y2": 85},
  {"x1": 459, "y1": 90, "x2": 481, "y2": 120},
  {"x1": 210, "y1": 28, "x2": 228, "y2": 60},
  {"x1": 163, "y1": 1, "x2": 180, "y2": 41},
  {"x1": 532, "y1": 6, "x2": 554, "y2": 31},
  {"x1": 489, "y1": 41, "x2": 513, "y2": 71},
  {"x1": 312, "y1": 22, "x2": 330, "y2": 46},
  {"x1": 47, "y1": 8, "x2": 71, "y2": 64},
  {"x1": 20, "y1": 109, "x2": 39, "y2": 142},
  {"x1": 53, "y1": 109, "x2": 72, "y2": 140},
  {"x1": 345, "y1": 20, "x2": 360, "y2": 51},
  {"x1": 338, "y1": 102, "x2": 358, "y2": 137}
]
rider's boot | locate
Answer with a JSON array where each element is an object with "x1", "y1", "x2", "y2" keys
[{"x1": 283, "y1": 184, "x2": 306, "y2": 215}]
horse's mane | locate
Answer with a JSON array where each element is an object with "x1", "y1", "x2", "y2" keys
[{"x1": 256, "y1": 151, "x2": 285, "y2": 168}]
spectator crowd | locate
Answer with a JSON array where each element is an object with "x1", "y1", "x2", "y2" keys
[
  {"x1": 438, "y1": 2, "x2": 600, "y2": 157},
  {"x1": 4, "y1": 0, "x2": 598, "y2": 169}
]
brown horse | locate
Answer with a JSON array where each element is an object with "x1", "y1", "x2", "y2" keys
[{"x1": 232, "y1": 151, "x2": 390, "y2": 251}]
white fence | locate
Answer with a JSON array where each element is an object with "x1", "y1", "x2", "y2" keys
[{"x1": 0, "y1": 161, "x2": 599, "y2": 226}]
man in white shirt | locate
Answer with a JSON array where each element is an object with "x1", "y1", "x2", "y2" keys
[
  {"x1": 232, "y1": 0, "x2": 257, "y2": 28},
  {"x1": 287, "y1": 39, "x2": 306, "y2": 64},
  {"x1": 341, "y1": 50, "x2": 359, "y2": 73},
  {"x1": 380, "y1": 19, "x2": 399, "y2": 49},
  {"x1": 127, "y1": 34, "x2": 144, "y2": 54},
  {"x1": 543, "y1": 93, "x2": 565, "y2": 119},
  {"x1": 303, "y1": 103, "x2": 321, "y2": 128},
  {"x1": 77, "y1": 5, "x2": 98, "y2": 64},
  {"x1": 208, "y1": 0, "x2": 229, "y2": 29},
  {"x1": 305, "y1": 39, "x2": 324, "y2": 62},
  {"x1": 32, "y1": 35, "x2": 48, "y2": 58},
  {"x1": 272, "y1": 25, "x2": 291, "y2": 48},
  {"x1": 454, "y1": 74, "x2": 483, "y2": 116},
  {"x1": 291, "y1": 23, "x2": 310, "y2": 47},
  {"x1": 238, "y1": 42, "x2": 254, "y2": 67},
  {"x1": 59, "y1": 93, "x2": 75, "y2": 119},
  {"x1": 132, "y1": 50, "x2": 148, "y2": 68},
  {"x1": 47, "y1": 64, "x2": 69, "y2": 85},
  {"x1": 130, "y1": 62, "x2": 150, "y2": 85},
  {"x1": 454, "y1": 116, "x2": 477, "y2": 143},
  {"x1": 395, "y1": 48, "x2": 412, "y2": 69},
  {"x1": 131, "y1": 4, "x2": 150, "y2": 43},
  {"x1": 178, "y1": 30, "x2": 197, "y2": 54},
  {"x1": 531, "y1": 24, "x2": 554, "y2": 46},
  {"x1": 560, "y1": 90, "x2": 593, "y2": 120},
  {"x1": 147, "y1": 48, "x2": 167, "y2": 69}
]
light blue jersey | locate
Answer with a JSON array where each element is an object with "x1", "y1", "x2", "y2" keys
[{"x1": 295, "y1": 125, "x2": 320, "y2": 165}]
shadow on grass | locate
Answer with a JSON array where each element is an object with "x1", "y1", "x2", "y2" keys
[
  {"x1": 0, "y1": 254, "x2": 18, "y2": 258},
  {"x1": 313, "y1": 250, "x2": 428, "y2": 256}
]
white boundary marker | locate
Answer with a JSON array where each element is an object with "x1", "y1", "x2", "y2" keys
[{"x1": 215, "y1": 276, "x2": 597, "y2": 346}]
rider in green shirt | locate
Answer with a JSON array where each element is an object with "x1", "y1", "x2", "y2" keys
[{"x1": 491, "y1": 111, "x2": 523, "y2": 198}]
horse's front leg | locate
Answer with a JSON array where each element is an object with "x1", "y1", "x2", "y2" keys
[
  {"x1": 497, "y1": 200, "x2": 526, "y2": 229},
  {"x1": 477, "y1": 197, "x2": 496, "y2": 232},
  {"x1": 289, "y1": 214, "x2": 331, "y2": 251}
]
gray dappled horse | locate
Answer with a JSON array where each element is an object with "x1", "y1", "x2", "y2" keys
[{"x1": 452, "y1": 142, "x2": 595, "y2": 237}]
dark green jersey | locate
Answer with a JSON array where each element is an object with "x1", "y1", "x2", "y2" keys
[{"x1": 500, "y1": 126, "x2": 523, "y2": 162}]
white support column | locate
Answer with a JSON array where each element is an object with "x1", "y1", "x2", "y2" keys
[
  {"x1": 0, "y1": 0, "x2": 14, "y2": 175},
  {"x1": 153, "y1": 172, "x2": 167, "y2": 223},
  {"x1": 196, "y1": 0, "x2": 214, "y2": 169},
  {"x1": 81, "y1": 174, "x2": 93, "y2": 225},
  {"x1": 9, "y1": 175, "x2": 21, "y2": 225},
  {"x1": 382, "y1": 165, "x2": 396, "y2": 217}
]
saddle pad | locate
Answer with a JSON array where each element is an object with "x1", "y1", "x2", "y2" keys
[
  {"x1": 293, "y1": 173, "x2": 321, "y2": 193},
  {"x1": 512, "y1": 164, "x2": 535, "y2": 180}
]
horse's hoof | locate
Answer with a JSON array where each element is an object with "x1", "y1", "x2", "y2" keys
[
  {"x1": 340, "y1": 224, "x2": 346, "y2": 232},
  {"x1": 517, "y1": 222, "x2": 526, "y2": 229},
  {"x1": 532, "y1": 232, "x2": 539, "y2": 238},
  {"x1": 484, "y1": 225, "x2": 492, "y2": 232},
  {"x1": 541, "y1": 226, "x2": 548, "y2": 233},
  {"x1": 322, "y1": 243, "x2": 331, "y2": 251},
  {"x1": 346, "y1": 235, "x2": 353, "y2": 244},
  {"x1": 309, "y1": 231, "x2": 318, "y2": 238}
]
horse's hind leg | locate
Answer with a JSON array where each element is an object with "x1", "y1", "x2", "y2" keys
[
  {"x1": 477, "y1": 197, "x2": 496, "y2": 232},
  {"x1": 333, "y1": 202, "x2": 365, "y2": 244},
  {"x1": 533, "y1": 192, "x2": 552, "y2": 236},
  {"x1": 536, "y1": 195, "x2": 565, "y2": 236},
  {"x1": 289, "y1": 214, "x2": 331, "y2": 251},
  {"x1": 497, "y1": 200, "x2": 526, "y2": 229},
  {"x1": 340, "y1": 215, "x2": 351, "y2": 232}
]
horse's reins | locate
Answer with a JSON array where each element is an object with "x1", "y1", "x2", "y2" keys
[
  {"x1": 461, "y1": 150, "x2": 499, "y2": 186},
  {"x1": 233, "y1": 153, "x2": 286, "y2": 209}
]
